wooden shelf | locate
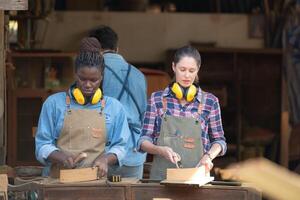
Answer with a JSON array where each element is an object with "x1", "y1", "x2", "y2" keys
[
  {"x1": 7, "y1": 52, "x2": 75, "y2": 166},
  {"x1": 192, "y1": 47, "x2": 282, "y2": 55},
  {"x1": 11, "y1": 51, "x2": 76, "y2": 58}
]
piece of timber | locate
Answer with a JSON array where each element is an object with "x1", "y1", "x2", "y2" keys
[
  {"x1": 0, "y1": 174, "x2": 8, "y2": 200},
  {"x1": 227, "y1": 158, "x2": 300, "y2": 200},
  {"x1": 59, "y1": 167, "x2": 98, "y2": 183},
  {"x1": 166, "y1": 166, "x2": 206, "y2": 181},
  {"x1": 162, "y1": 166, "x2": 213, "y2": 186}
]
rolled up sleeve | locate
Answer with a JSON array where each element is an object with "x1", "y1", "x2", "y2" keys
[
  {"x1": 106, "y1": 103, "x2": 130, "y2": 166},
  {"x1": 35, "y1": 99, "x2": 59, "y2": 165},
  {"x1": 137, "y1": 93, "x2": 159, "y2": 151},
  {"x1": 208, "y1": 100, "x2": 227, "y2": 156}
]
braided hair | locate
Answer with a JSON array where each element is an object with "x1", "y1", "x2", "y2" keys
[{"x1": 75, "y1": 37, "x2": 104, "y2": 74}]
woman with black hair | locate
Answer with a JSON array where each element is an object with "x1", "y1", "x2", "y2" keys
[
  {"x1": 35, "y1": 37, "x2": 130, "y2": 178},
  {"x1": 138, "y1": 45, "x2": 227, "y2": 180}
]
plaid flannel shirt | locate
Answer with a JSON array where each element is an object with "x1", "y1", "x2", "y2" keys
[{"x1": 138, "y1": 87, "x2": 227, "y2": 155}]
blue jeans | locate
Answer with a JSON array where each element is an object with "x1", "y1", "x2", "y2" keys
[{"x1": 108, "y1": 164, "x2": 144, "y2": 179}]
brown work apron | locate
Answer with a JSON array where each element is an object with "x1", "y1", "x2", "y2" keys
[
  {"x1": 50, "y1": 95, "x2": 106, "y2": 177},
  {"x1": 150, "y1": 96, "x2": 204, "y2": 180}
]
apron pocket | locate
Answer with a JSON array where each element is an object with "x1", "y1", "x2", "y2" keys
[{"x1": 91, "y1": 128, "x2": 103, "y2": 138}]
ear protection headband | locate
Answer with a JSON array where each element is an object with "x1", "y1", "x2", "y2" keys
[
  {"x1": 72, "y1": 86, "x2": 102, "y2": 105},
  {"x1": 171, "y1": 82, "x2": 197, "y2": 102}
]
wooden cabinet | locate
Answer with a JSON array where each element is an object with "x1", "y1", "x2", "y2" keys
[
  {"x1": 21, "y1": 182, "x2": 261, "y2": 200},
  {"x1": 166, "y1": 47, "x2": 282, "y2": 162},
  {"x1": 7, "y1": 52, "x2": 76, "y2": 166},
  {"x1": 7, "y1": 89, "x2": 47, "y2": 166}
]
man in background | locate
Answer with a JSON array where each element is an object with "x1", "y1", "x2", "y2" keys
[{"x1": 89, "y1": 25, "x2": 147, "y2": 179}]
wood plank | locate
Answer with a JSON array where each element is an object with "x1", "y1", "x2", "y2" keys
[
  {"x1": 227, "y1": 158, "x2": 300, "y2": 200},
  {"x1": 0, "y1": 174, "x2": 8, "y2": 200},
  {"x1": 166, "y1": 166, "x2": 206, "y2": 181},
  {"x1": 60, "y1": 167, "x2": 98, "y2": 183},
  {"x1": 0, "y1": 11, "x2": 5, "y2": 165},
  {"x1": 162, "y1": 166, "x2": 214, "y2": 186},
  {"x1": 11, "y1": 52, "x2": 76, "y2": 58},
  {"x1": 0, "y1": 0, "x2": 27, "y2": 10}
]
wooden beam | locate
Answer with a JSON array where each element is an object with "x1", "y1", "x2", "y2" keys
[
  {"x1": 0, "y1": 0, "x2": 27, "y2": 10},
  {"x1": 0, "y1": 11, "x2": 5, "y2": 165},
  {"x1": 0, "y1": 174, "x2": 8, "y2": 200},
  {"x1": 161, "y1": 166, "x2": 214, "y2": 186},
  {"x1": 227, "y1": 158, "x2": 300, "y2": 200},
  {"x1": 166, "y1": 166, "x2": 206, "y2": 182}
]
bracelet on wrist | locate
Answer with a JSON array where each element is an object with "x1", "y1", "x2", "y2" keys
[{"x1": 204, "y1": 152, "x2": 213, "y2": 160}]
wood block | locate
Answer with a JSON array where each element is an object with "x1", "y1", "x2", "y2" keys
[
  {"x1": 163, "y1": 166, "x2": 214, "y2": 186},
  {"x1": 60, "y1": 167, "x2": 98, "y2": 183},
  {"x1": 166, "y1": 166, "x2": 206, "y2": 182}
]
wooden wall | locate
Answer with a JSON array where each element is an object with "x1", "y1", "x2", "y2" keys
[{"x1": 34, "y1": 12, "x2": 264, "y2": 63}]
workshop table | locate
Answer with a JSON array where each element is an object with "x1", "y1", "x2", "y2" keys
[{"x1": 19, "y1": 178, "x2": 261, "y2": 200}]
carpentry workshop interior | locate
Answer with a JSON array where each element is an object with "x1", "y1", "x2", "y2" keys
[{"x1": 0, "y1": 0, "x2": 300, "y2": 200}]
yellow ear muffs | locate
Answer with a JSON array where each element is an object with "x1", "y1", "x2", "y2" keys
[
  {"x1": 186, "y1": 84, "x2": 197, "y2": 102},
  {"x1": 171, "y1": 82, "x2": 197, "y2": 102},
  {"x1": 73, "y1": 88, "x2": 85, "y2": 105},
  {"x1": 91, "y1": 88, "x2": 102, "y2": 104},
  {"x1": 171, "y1": 82, "x2": 183, "y2": 100},
  {"x1": 73, "y1": 88, "x2": 102, "y2": 105}
]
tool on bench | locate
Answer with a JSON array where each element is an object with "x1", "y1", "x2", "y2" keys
[
  {"x1": 108, "y1": 175, "x2": 122, "y2": 182},
  {"x1": 174, "y1": 153, "x2": 182, "y2": 168},
  {"x1": 73, "y1": 152, "x2": 88, "y2": 167},
  {"x1": 176, "y1": 160, "x2": 183, "y2": 168}
]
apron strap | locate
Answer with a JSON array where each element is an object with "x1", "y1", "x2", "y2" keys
[
  {"x1": 117, "y1": 64, "x2": 132, "y2": 100},
  {"x1": 65, "y1": 93, "x2": 71, "y2": 114},
  {"x1": 100, "y1": 99, "x2": 105, "y2": 115},
  {"x1": 196, "y1": 91, "x2": 205, "y2": 124},
  {"x1": 105, "y1": 64, "x2": 143, "y2": 123},
  {"x1": 162, "y1": 98, "x2": 168, "y2": 120}
]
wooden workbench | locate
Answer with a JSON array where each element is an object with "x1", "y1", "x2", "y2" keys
[{"x1": 13, "y1": 178, "x2": 261, "y2": 200}]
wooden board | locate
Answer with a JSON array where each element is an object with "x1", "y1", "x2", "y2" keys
[
  {"x1": 60, "y1": 167, "x2": 98, "y2": 183},
  {"x1": 0, "y1": 174, "x2": 8, "y2": 200},
  {"x1": 0, "y1": 11, "x2": 5, "y2": 166},
  {"x1": 166, "y1": 166, "x2": 206, "y2": 181},
  {"x1": 162, "y1": 166, "x2": 214, "y2": 186},
  {"x1": 0, "y1": 0, "x2": 28, "y2": 10},
  {"x1": 227, "y1": 158, "x2": 300, "y2": 200}
]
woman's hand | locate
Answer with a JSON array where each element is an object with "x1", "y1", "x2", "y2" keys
[
  {"x1": 157, "y1": 146, "x2": 181, "y2": 164},
  {"x1": 196, "y1": 153, "x2": 214, "y2": 172}
]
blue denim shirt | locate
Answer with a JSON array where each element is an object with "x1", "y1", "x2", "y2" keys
[
  {"x1": 35, "y1": 92, "x2": 130, "y2": 175},
  {"x1": 103, "y1": 53, "x2": 147, "y2": 166}
]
